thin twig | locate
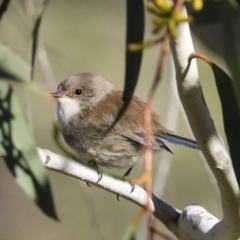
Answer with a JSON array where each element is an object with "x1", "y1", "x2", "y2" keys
[{"x1": 144, "y1": 32, "x2": 170, "y2": 240}]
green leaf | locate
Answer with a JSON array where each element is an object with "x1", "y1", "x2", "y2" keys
[
  {"x1": 0, "y1": 42, "x2": 47, "y2": 97},
  {"x1": 0, "y1": 82, "x2": 57, "y2": 219},
  {"x1": 108, "y1": 0, "x2": 144, "y2": 131},
  {"x1": 0, "y1": 41, "x2": 30, "y2": 82}
]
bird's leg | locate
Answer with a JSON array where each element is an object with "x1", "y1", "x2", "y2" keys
[
  {"x1": 117, "y1": 167, "x2": 135, "y2": 201},
  {"x1": 122, "y1": 167, "x2": 135, "y2": 193},
  {"x1": 123, "y1": 167, "x2": 133, "y2": 177},
  {"x1": 87, "y1": 160, "x2": 103, "y2": 184}
]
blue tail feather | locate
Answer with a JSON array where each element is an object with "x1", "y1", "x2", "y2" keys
[{"x1": 156, "y1": 133, "x2": 200, "y2": 150}]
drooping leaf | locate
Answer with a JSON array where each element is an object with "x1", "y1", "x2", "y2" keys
[
  {"x1": 31, "y1": 0, "x2": 50, "y2": 80},
  {"x1": 191, "y1": 53, "x2": 240, "y2": 186},
  {"x1": 211, "y1": 63, "x2": 240, "y2": 185},
  {"x1": 0, "y1": 81, "x2": 57, "y2": 219},
  {"x1": 108, "y1": 0, "x2": 144, "y2": 131},
  {"x1": 219, "y1": 0, "x2": 240, "y2": 107},
  {"x1": 0, "y1": 42, "x2": 30, "y2": 82}
]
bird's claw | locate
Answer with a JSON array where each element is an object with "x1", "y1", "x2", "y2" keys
[
  {"x1": 115, "y1": 179, "x2": 135, "y2": 201},
  {"x1": 96, "y1": 172, "x2": 103, "y2": 184},
  {"x1": 116, "y1": 194, "x2": 121, "y2": 201},
  {"x1": 86, "y1": 182, "x2": 92, "y2": 187},
  {"x1": 130, "y1": 183, "x2": 135, "y2": 193},
  {"x1": 87, "y1": 160, "x2": 103, "y2": 184}
]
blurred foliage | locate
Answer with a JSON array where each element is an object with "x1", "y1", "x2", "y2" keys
[
  {"x1": 0, "y1": 42, "x2": 30, "y2": 82},
  {"x1": 0, "y1": 81, "x2": 57, "y2": 219},
  {"x1": 146, "y1": 1, "x2": 191, "y2": 37},
  {"x1": 0, "y1": 2, "x2": 57, "y2": 219}
]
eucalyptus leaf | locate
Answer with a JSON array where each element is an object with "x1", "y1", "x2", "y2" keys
[
  {"x1": 211, "y1": 63, "x2": 240, "y2": 186},
  {"x1": 0, "y1": 41, "x2": 30, "y2": 82},
  {"x1": 108, "y1": 0, "x2": 144, "y2": 131},
  {"x1": 0, "y1": 81, "x2": 57, "y2": 219}
]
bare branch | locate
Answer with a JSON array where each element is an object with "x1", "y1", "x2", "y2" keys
[
  {"x1": 37, "y1": 147, "x2": 154, "y2": 210},
  {"x1": 37, "y1": 148, "x2": 184, "y2": 236}
]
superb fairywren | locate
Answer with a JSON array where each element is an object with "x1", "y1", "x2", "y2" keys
[{"x1": 52, "y1": 73, "x2": 199, "y2": 174}]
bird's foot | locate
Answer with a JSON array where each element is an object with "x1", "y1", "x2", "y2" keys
[
  {"x1": 86, "y1": 182, "x2": 92, "y2": 187},
  {"x1": 96, "y1": 171, "x2": 103, "y2": 183},
  {"x1": 116, "y1": 167, "x2": 135, "y2": 201},
  {"x1": 87, "y1": 160, "x2": 103, "y2": 184}
]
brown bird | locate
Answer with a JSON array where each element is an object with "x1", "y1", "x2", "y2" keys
[{"x1": 52, "y1": 72, "x2": 199, "y2": 176}]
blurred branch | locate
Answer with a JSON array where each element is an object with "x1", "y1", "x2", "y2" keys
[
  {"x1": 170, "y1": 6, "x2": 240, "y2": 240},
  {"x1": 141, "y1": 32, "x2": 169, "y2": 239},
  {"x1": 138, "y1": 54, "x2": 179, "y2": 240},
  {"x1": 23, "y1": 0, "x2": 56, "y2": 89},
  {"x1": 153, "y1": 57, "x2": 183, "y2": 196},
  {"x1": 30, "y1": 0, "x2": 50, "y2": 80},
  {"x1": 37, "y1": 42, "x2": 56, "y2": 90}
]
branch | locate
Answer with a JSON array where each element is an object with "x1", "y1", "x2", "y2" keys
[
  {"x1": 37, "y1": 147, "x2": 154, "y2": 210},
  {"x1": 170, "y1": 7, "x2": 240, "y2": 240},
  {"x1": 37, "y1": 148, "x2": 183, "y2": 233},
  {"x1": 37, "y1": 147, "x2": 223, "y2": 239}
]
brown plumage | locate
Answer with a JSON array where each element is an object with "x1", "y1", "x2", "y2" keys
[{"x1": 52, "y1": 72, "x2": 199, "y2": 169}]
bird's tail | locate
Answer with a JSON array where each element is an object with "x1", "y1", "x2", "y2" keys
[{"x1": 156, "y1": 133, "x2": 200, "y2": 150}]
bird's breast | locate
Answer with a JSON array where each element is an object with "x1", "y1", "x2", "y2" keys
[{"x1": 57, "y1": 97, "x2": 81, "y2": 126}]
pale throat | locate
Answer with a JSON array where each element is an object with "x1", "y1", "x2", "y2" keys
[{"x1": 57, "y1": 97, "x2": 81, "y2": 125}]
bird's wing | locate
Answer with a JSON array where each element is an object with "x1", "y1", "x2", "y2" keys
[{"x1": 91, "y1": 90, "x2": 171, "y2": 151}]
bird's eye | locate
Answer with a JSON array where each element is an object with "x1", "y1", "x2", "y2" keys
[{"x1": 75, "y1": 89, "x2": 82, "y2": 95}]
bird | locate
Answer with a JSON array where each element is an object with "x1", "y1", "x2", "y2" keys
[{"x1": 52, "y1": 72, "x2": 199, "y2": 177}]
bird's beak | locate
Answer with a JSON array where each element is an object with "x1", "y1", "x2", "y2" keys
[{"x1": 51, "y1": 91, "x2": 62, "y2": 98}]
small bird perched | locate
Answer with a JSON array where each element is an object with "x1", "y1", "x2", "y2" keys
[{"x1": 52, "y1": 72, "x2": 199, "y2": 174}]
